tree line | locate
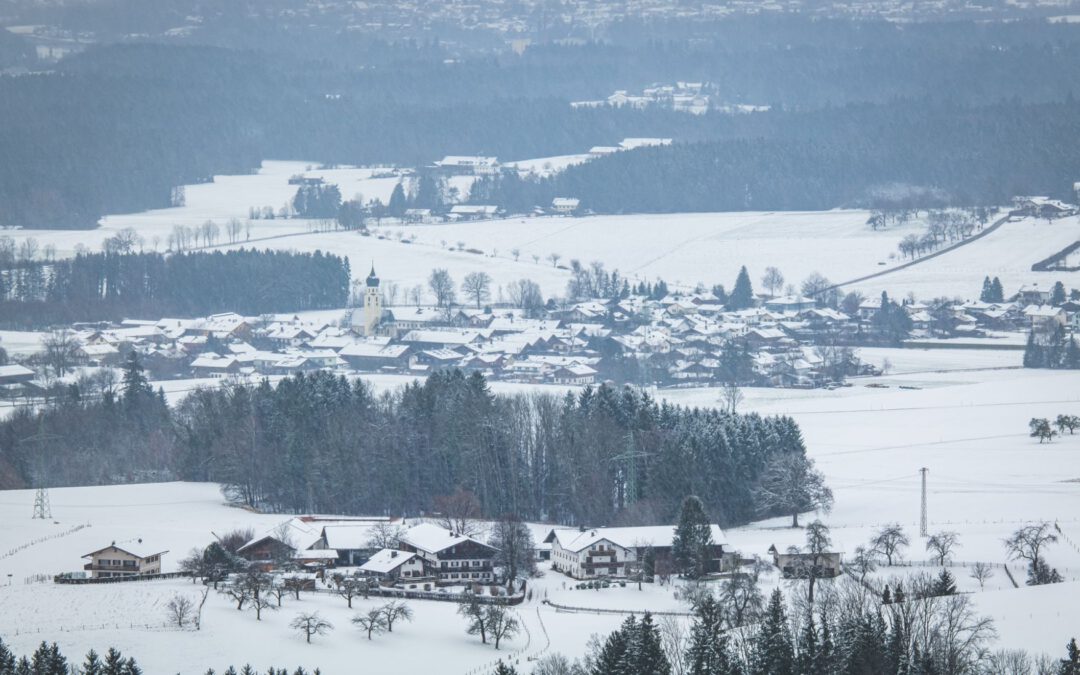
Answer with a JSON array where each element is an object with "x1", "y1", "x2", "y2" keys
[
  {"x1": 0, "y1": 363, "x2": 812, "y2": 528},
  {"x1": 0, "y1": 248, "x2": 349, "y2": 328},
  {"x1": 473, "y1": 97, "x2": 1080, "y2": 214}
]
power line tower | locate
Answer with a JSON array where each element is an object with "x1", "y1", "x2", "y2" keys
[
  {"x1": 32, "y1": 486, "x2": 52, "y2": 520},
  {"x1": 919, "y1": 467, "x2": 929, "y2": 537}
]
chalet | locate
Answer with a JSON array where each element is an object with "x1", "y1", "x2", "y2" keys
[
  {"x1": 769, "y1": 544, "x2": 843, "y2": 579},
  {"x1": 320, "y1": 521, "x2": 394, "y2": 566},
  {"x1": 403, "y1": 208, "x2": 432, "y2": 223},
  {"x1": 76, "y1": 343, "x2": 120, "y2": 365},
  {"x1": 551, "y1": 198, "x2": 580, "y2": 215},
  {"x1": 398, "y1": 523, "x2": 498, "y2": 584},
  {"x1": 546, "y1": 525, "x2": 730, "y2": 580},
  {"x1": 237, "y1": 519, "x2": 326, "y2": 567},
  {"x1": 1015, "y1": 285, "x2": 1052, "y2": 306},
  {"x1": 1013, "y1": 197, "x2": 1075, "y2": 220},
  {"x1": 82, "y1": 540, "x2": 167, "y2": 579},
  {"x1": 358, "y1": 549, "x2": 426, "y2": 584}
]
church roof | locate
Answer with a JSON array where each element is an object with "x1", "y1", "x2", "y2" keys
[{"x1": 366, "y1": 264, "x2": 379, "y2": 288}]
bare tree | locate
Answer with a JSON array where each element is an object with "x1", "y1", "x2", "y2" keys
[
  {"x1": 428, "y1": 268, "x2": 456, "y2": 315},
  {"x1": 659, "y1": 614, "x2": 690, "y2": 675},
  {"x1": 434, "y1": 487, "x2": 482, "y2": 536},
  {"x1": 719, "y1": 381, "x2": 743, "y2": 414},
  {"x1": 489, "y1": 515, "x2": 536, "y2": 582},
  {"x1": 283, "y1": 577, "x2": 306, "y2": 600},
  {"x1": 547, "y1": 252, "x2": 562, "y2": 267},
  {"x1": 42, "y1": 329, "x2": 79, "y2": 377},
  {"x1": 753, "y1": 453, "x2": 834, "y2": 528},
  {"x1": 352, "y1": 609, "x2": 388, "y2": 640},
  {"x1": 926, "y1": 531, "x2": 960, "y2": 565},
  {"x1": 458, "y1": 595, "x2": 490, "y2": 644},
  {"x1": 849, "y1": 546, "x2": 877, "y2": 583},
  {"x1": 226, "y1": 218, "x2": 243, "y2": 244},
  {"x1": 166, "y1": 595, "x2": 193, "y2": 628},
  {"x1": 969, "y1": 562, "x2": 994, "y2": 590},
  {"x1": 1003, "y1": 522, "x2": 1057, "y2": 568},
  {"x1": 366, "y1": 521, "x2": 405, "y2": 550},
  {"x1": 291, "y1": 612, "x2": 333, "y2": 644},
  {"x1": 786, "y1": 520, "x2": 833, "y2": 604},
  {"x1": 762, "y1": 267, "x2": 785, "y2": 297},
  {"x1": 461, "y1": 271, "x2": 493, "y2": 309},
  {"x1": 510, "y1": 248, "x2": 521, "y2": 261},
  {"x1": 718, "y1": 572, "x2": 764, "y2": 628},
  {"x1": 485, "y1": 605, "x2": 520, "y2": 650},
  {"x1": 870, "y1": 523, "x2": 910, "y2": 566},
  {"x1": 379, "y1": 601, "x2": 414, "y2": 632},
  {"x1": 531, "y1": 653, "x2": 574, "y2": 675},
  {"x1": 332, "y1": 575, "x2": 368, "y2": 608}
]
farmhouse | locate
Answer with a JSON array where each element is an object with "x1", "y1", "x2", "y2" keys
[
  {"x1": 551, "y1": 197, "x2": 580, "y2": 215},
  {"x1": 769, "y1": 544, "x2": 843, "y2": 579},
  {"x1": 398, "y1": 523, "x2": 498, "y2": 584},
  {"x1": 546, "y1": 524, "x2": 730, "y2": 580},
  {"x1": 82, "y1": 540, "x2": 167, "y2": 579},
  {"x1": 358, "y1": 548, "x2": 426, "y2": 584}
]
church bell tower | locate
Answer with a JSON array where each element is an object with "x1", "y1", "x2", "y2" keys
[{"x1": 363, "y1": 264, "x2": 381, "y2": 336}]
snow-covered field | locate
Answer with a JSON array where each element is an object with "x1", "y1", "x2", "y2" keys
[
  {"x1": 851, "y1": 215, "x2": 1080, "y2": 300},
  {"x1": 2, "y1": 354, "x2": 1078, "y2": 669}
]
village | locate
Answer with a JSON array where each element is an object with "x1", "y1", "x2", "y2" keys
[{"x1": 4, "y1": 255, "x2": 1078, "y2": 403}]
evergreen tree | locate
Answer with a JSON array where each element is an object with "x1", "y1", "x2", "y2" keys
[
  {"x1": 387, "y1": 183, "x2": 408, "y2": 218},
  {"x1": 990, "y1": 277, "x2": 1005, "y2": 303},
  {"x1": 0, "y1": 639, "x2": 15, "y2": 675},
  {"x1": 932, "y1": 569, "x2": 957, "y2": 596},
  {"x1": 636, "y1": 613, "x2": 672, "y2": 675},
  {"x1": 1061, "y1": 638, "x2": 1080, "y2": 675},
  {"x1": 979, "y1": 276, "x2": 993, "y2": 302},
  {"x1": 728, "y1": 266, "x2": 755, "y2": 310},
  {"x1": 752, "y1": 590, "x2": 794, "y2": 675},
  {"x1": 83, "y1": 650, "x2": 103, "y2": 675},
  {"x1": 1051, "y1": 281, "x2": 1067, "y2": 306},
  {"x1": 687, "y1": 596, "x2": 737, "y2": 675},
  {"x1": 672, "y1": 495, "x2": 714, "y2": 579},
  {"x1": 492, "y1": 662, "x2": 518, "y2": 675}
]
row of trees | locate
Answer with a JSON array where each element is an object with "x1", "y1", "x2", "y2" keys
[
  {"x1": 0, "y1": 249, "x2": 350, "y2": 328},
  {"x1": 0, "y1": 641, "x2": 141, "y2": 675},
  {"x1": 0, "y1": 362, "x2": 816, "y2": 528},
  {"x1": 1023, "y1": 325, "x2": 1080, "y2": 370}
]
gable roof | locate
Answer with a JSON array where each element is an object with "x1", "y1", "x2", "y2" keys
[
  {"x1": 359, "y1": 548, "x2": 419, "y2": 574},
  {"x1": 400, "y1": 523, "x2": 497, "y2": 555},
  {"x1": 546, "y1": 525, "x2": 726, "y2": 553}
]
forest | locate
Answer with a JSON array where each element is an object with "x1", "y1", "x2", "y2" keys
[
  {"x1": 0, "y1": 366, "x2": 809, "y2": 528},
  {"x1": 5, "y1": 17, "x2": 1080, "y2": 226},
  {"x1": 0, "y1": 249, "x2": 350, "y2": 328},
  {"x1": 471, "y1": 98, "x2": 1080, "y2": 213}
]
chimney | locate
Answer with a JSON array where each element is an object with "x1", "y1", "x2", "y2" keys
[{"x1": 391, "y1": 551, "x2": 398, "y2": 558}]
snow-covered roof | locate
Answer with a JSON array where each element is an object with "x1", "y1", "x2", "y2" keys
[
  {"x1": 83, "y1": 537, "x2": 168, "y2": 560},
  {"x1": 400, "y1": 523, "x2": 495, "y2": 555},
  {"x1": 359, "y1": 548, "x2": 419, "y2": 574},
  {"x1": 322, "y1": 524, "x2": 386, "y2": 550},
  {"x1": 547, "y1": 525, "x2": 726, "y2": 553}
]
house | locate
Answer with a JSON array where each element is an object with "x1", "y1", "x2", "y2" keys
[
  {"x1": 0, "y1": 364, "x2": 35, "y2": 387},
  {"x1": 546, "y1": 525, "x2": 730, "y2": 580},
  {"x1": 404, "y1": 208, "x2": 432, "y2": 223},
  {"x1": 1013, "y1": 196, "x2": 1075, "y2": 220},
  {"x1": 1015, "y1": 285, "x2": 1052, "y2": 306},
  {"x1": 552, "y1": 364, "x2": 597, "y2": 385},
  {"x1": 398, "y1": 523, "x2": 498, "y2": 584},
  {"x1": 1024, "y1": 305, "x2": 1067, "y2": 331},
  {"x1": 764, "y1": 296, "x2": 817, "y2": 314},
  {"x1": 551, "y1": 198, "x2": 580, "y2": 215},
  {"x1": 82, "y1": 540, "x2": 167, "y2": 579},
  {"x1": 338, "y1": 343, "x2": 411, "y2": 371},
  {"x1": 769, "y1": 545, "x2": 843, "y2": 579},
  {"x1": 320, "y1": 522, "x2": 394, "y2": 566},
  {"x1": 449, "y1": 204, "x2": 500, "y2": 220},
  {"x1": 358, "y1": 548, "x2": 426, "y2": 584},
  {"x1": 433, "y1": 156, "x2": 499, "y2": 176},
  {"x1": 190, "y1": 354, "x2": 239, "y2": 378}
]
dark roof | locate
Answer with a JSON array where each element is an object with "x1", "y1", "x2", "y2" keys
[{"x1": 366, "y1": 264, "x2": 380, "y2": 288}]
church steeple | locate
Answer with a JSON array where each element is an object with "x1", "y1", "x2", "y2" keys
[{"x1": 366, "y1": 263, "x2": 380, "y2": 288}]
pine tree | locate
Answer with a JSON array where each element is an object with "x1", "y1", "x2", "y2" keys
[
  {"x1": 492, "y1": 661, "x2": 518, "y2": 675},
  {"x1": 728, "y1": 266, "x2": 755, "y2": 310},
  {"x1": 103, "y1": 648, "x2": 125, "y2": 675},
  {"x1": 0, "y1": 639, "x2": 15, "y2": 674},
  {"x1": 796, "y1": 609, "x2": 819, "y2": 675},
  {"x1": 881, "y1": 585, "x2": 892, "y2": 605},
  {"x1": 1061, "y1": 638, "x2": 1080, "y2": 675},
  {"x1": 636, "y1": 613, "x2": 671, "y2": 675},
  {"x1": 1051, "y1": 281, "x2": 1067, "y2": 306},
  {"x1": 753, "y1": 590, "x2": 794, "y2": 675},
  {"x1": 388, "y1": 183, "x2": 408, "y2": 218},
  {"x1": 990, "y1": 277, "x2": 1004, "y2": 303},
  {"x1": 83, "y1": 650, "x2": 103, "y2": 675},
  {"x1": 593, "y1": 617, "x2": 632, "y2": 675},
  {"x1": 933, "y1": 569, "x2": 957, "y2": 596},
  {"x1": 672, "y1": 495, "x2": 714, "y2": 579},
  {"x1": 979, "y1": 276, "x2": 993, "y2": 302},
  {"x1": 687, "y1": 596, "x2": 737, "y2": 675}
]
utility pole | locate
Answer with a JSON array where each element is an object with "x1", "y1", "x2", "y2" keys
[
  {"x1": 919, "y1": 467, "x2": 929, "y2": 537},
  {"x1": 32, "y1": 486, "x2": 52, "y2": 520}
]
